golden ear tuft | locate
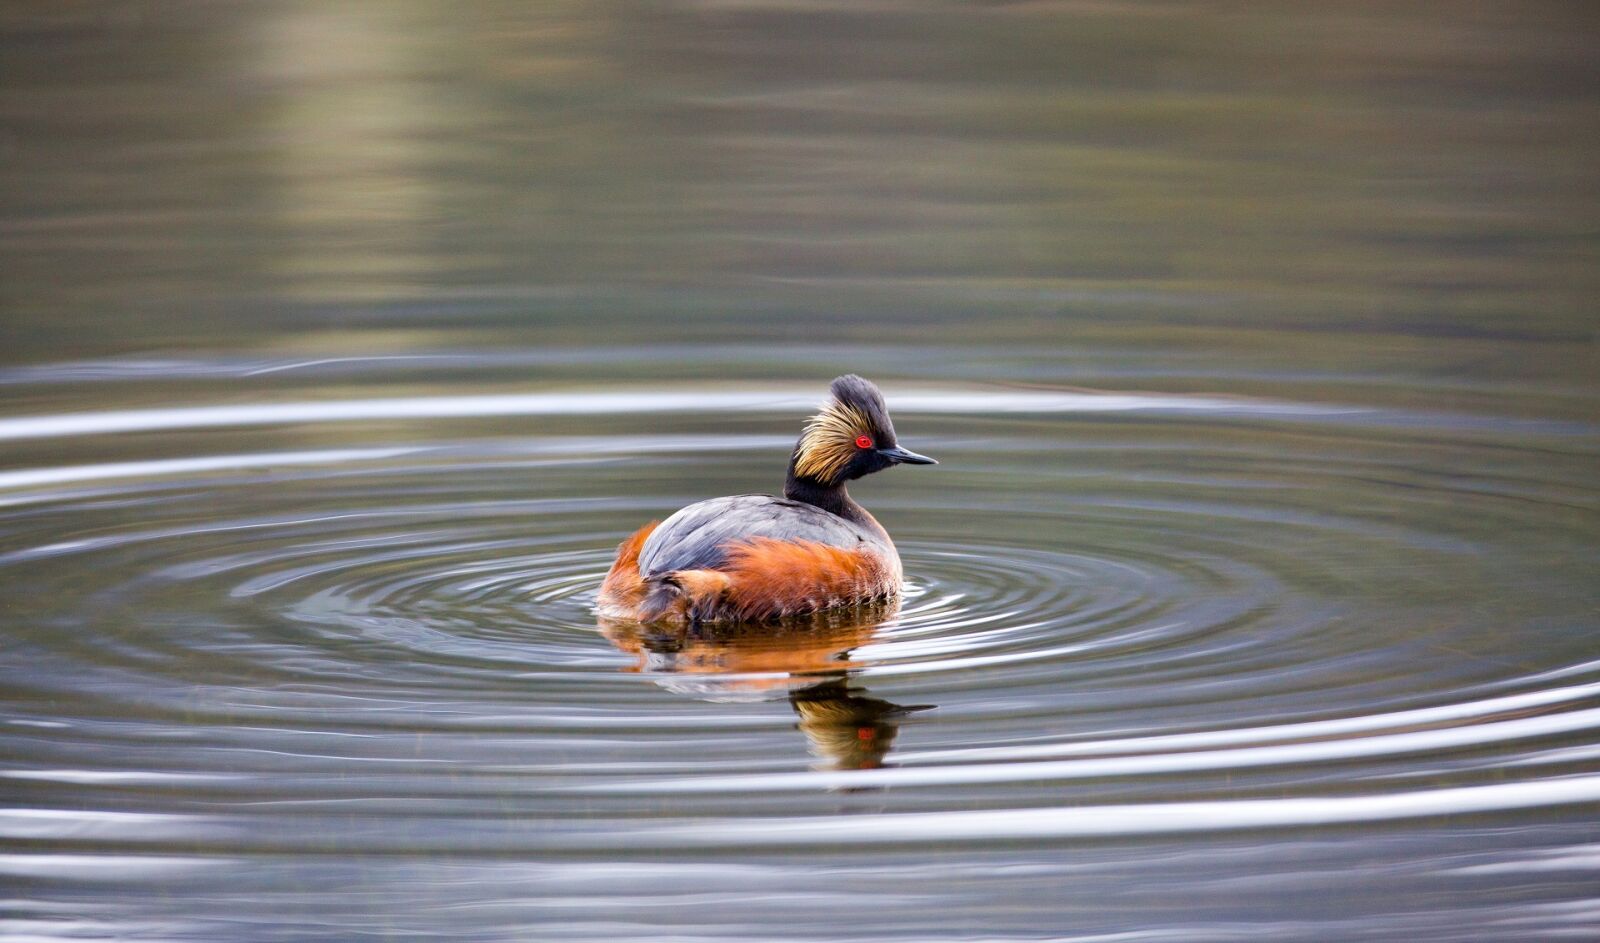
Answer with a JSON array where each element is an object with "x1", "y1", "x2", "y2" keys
[{"x1": 794, "y1": 399, "x2": 870, "y2": 482}]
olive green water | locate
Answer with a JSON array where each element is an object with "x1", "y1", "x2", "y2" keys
[{"x1": 1, "y1": 3, "x2": 1597, "y2": 941}]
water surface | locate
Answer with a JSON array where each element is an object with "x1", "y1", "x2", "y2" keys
[{"x1": 1, "y1": 2, "x2": 1597, "y2": 941}]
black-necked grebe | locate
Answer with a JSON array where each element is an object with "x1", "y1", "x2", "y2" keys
[{"x1": 597, "y1": 375, "x2": 936, "y2": 623}]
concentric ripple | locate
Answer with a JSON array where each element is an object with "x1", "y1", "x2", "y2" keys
[{"x1": 1, "y1": 385, "x2": 1596, "y2": 939}]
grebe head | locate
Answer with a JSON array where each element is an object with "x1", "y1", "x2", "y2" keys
[{"x1": 791, "y1": 375, "x2": 936, "y2": 488}]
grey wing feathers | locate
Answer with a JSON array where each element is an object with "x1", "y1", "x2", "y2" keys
[{"x1": 637, "y1": 495, "x2": 871, "y2": 577}]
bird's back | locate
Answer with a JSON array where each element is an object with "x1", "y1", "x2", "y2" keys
[{"x1": 637, "y1": 494, "x2": 882, "y2": 578}]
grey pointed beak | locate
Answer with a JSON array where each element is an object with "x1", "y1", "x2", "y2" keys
[{"x1": 878, "y1": 445, "x2": 937, "y2": 466}]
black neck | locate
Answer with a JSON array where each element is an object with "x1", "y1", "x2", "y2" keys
[
  {"x1": 784, "y1": 455, "x2": 890, "y2": 543},
  {"x1": 784, "y1": 454, "x2": 864, "y2": 519}
]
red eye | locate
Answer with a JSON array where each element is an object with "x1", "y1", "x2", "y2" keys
[{"x1": 854, "y1": 435, "x2": 873, "y2": 449}]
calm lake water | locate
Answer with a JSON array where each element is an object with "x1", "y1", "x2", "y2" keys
[{"x1": 2, "y1": 3, "x2": 1597, "y2": 941}]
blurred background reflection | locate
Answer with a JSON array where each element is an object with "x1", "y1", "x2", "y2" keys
[{"x1": 1, "y1": 2, "x2": 1595, "y2": 941}]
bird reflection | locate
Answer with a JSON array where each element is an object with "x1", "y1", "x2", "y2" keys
[
  {"x1": 789, "y1": 676, "x2": 924, "y2": 771},
  {"x1": 598, "y1": 600, "x2": 929, "y2": 772}
]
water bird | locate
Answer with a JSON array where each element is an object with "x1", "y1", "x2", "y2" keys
[{"x1": 598, "y1": 375, "x2": 936, "y2": 624}]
